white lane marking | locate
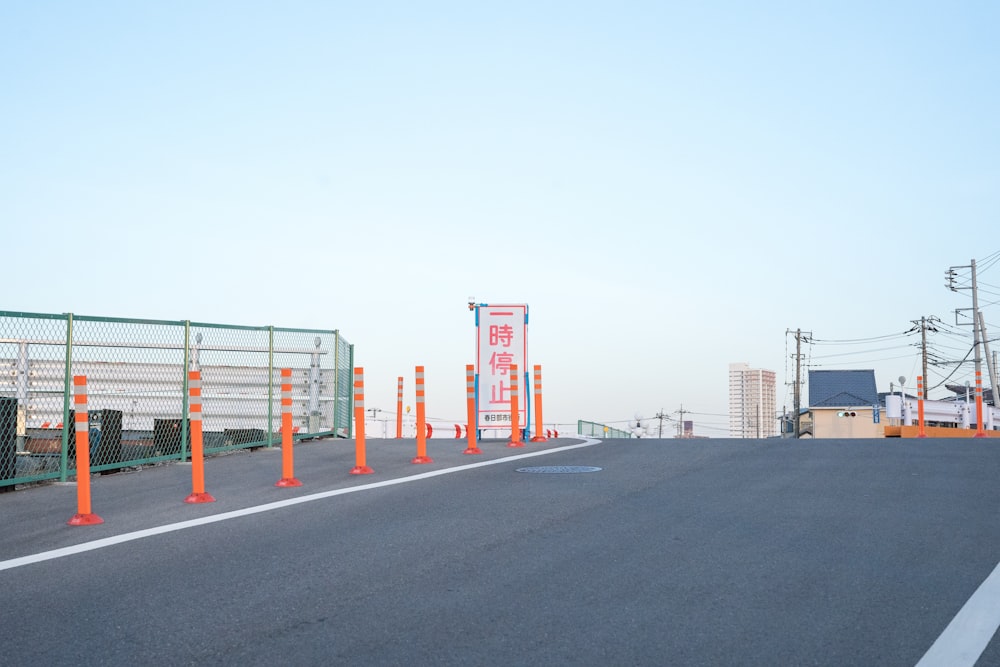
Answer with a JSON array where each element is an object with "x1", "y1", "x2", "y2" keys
[
  {"x1": 0, "y1": 438, "x2": 602, "y2": 572},
  {"x1": 916, "y1": 559, "x2": 1000, "y2": 667}
]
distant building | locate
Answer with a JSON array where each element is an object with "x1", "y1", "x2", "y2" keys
[
  {"x1": 729, "y1": 363, "x2": 777, "y2": 438},
  {"x1": 801, "y1": 369, "x2": 881, "y2": 438}
]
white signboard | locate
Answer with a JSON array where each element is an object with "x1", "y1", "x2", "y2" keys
[{"x1": 476, "y1": 304, "x2": 528, "y2": 430}]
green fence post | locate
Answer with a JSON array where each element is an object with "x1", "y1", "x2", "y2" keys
[
  {"x1": 267, "y1": 326, "x2": 274, "y2": 448},
  {"x1": 181, "y1": 321, "x2": 190, "y2": 461},
  {"x1": 59, "y1": 313, "x2": 74, "y2": 482},
  {"x1": 347, "y1": 343, "x2": 355, "y2": 439},
  {"x1": 333, "y1": 330, "x2": 340, "y2": 437}
]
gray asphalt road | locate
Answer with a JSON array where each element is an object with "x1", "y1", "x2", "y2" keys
[{"x1": 2, "y1": 436, "x2": 999, "y2": 666}]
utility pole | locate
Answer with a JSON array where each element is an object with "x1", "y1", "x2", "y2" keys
[
  {"x1": 911, "y1": 316, "x2": 940, "y2": 398},
  {"x1": 920, "y1": 316, "x2": 929, "y2": 393},
  {"x1": 995, "y1": 349, "x2": 999, "y2": 404},
  {"x1": 366, "y1": 407, "x2": 382, "y2": 438},
  {"x1": 786, "y1": 328, "x2": 811, "y2": 438},
  {"x1": 795, "y1": 328, "x2": 803, "y2": 438},
  {"x1": 654, "y1": 409, "x2": 669, "y2": 438},
  {"x1": 979, "y1": 311, "x2": 998, "y2": 406},
  {"x1": 947, "y1": 258, "x2": 986, "y2": 429},
  {"x1": 675, "y1": 404, "x2": 686, "y2": 438}
]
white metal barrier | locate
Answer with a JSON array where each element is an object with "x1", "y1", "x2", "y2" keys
[{"x1": 885, "y1": 395, "x2": 998, "y2": 430}]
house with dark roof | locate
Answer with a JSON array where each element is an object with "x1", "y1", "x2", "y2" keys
[{"x1": 798, "y1": 369, "x2": 884, "y2": 438}]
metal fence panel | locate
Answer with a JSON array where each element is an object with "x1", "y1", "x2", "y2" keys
[{"x1": 0, "y1": 311, "x2": 353, "y2": 489}]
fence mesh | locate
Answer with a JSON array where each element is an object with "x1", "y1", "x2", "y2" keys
[
  {"x1": 0, "y1": 311, "x2": 353, "y2": 489},
  {"x1": 576, "y1": 420, "x2": 632, "y2": 438}
]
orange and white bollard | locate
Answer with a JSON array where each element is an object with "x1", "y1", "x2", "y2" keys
[
  {"x1": 413, "y1": 366, "x2": 433, "y2": 463},
  {"x1": 530, "y1": 364, "x2": 547, "y2": 442},
  {"x1": 396, "y1": 376, "x2": 404, "y2": 439},
  {"x1": 185, "y1": 370, "x2": 216, "y2": 502},
  {"x1": 507, "y1": 363, "x2": 523, "y2": 448},
  {"x1": 975, "y1": 370, "x2": 986, "y2": 438},
  {"x1": 917, "y1": 375, "x2": 927, "y2": 438},
  {"x1": 351, "y1": 368, "x2": 374, "y2": 474},
  {"x1": 67, "y1": 375, "x2": 103, "y2": 526},
  {"x1": 463, "y1": 364, "x2": 481, "y2": 454},
  {"x1": 275, "y1": 368, "x2": 302, "y2": 487}
]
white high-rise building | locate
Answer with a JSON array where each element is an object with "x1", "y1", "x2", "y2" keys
[{"x1": 729, "y1": 363, "x2": 777, "y2": 438}]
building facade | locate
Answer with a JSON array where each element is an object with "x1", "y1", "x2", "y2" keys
[{"x1": 729, "y1": 363, "x2": 777, "y2": 438}]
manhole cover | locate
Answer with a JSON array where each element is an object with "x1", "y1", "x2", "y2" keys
[{"x1": 516, "y1": 466, "x2": 602, "y2": 474}]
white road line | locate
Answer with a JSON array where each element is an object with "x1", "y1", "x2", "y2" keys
[
  {"x1": 0, "y1": 438, "x2": 602, "y2": 572},
  {"x1": 916, "y1": 559, "x2": 1000, "y2": 667}
]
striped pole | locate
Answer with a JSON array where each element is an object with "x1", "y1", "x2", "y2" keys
[
  {"x1": 67, "y1": 375, "x2": 103, "y2": 526},
  {"x1": 396, "y1": 376, "x2": 404, "y2": 439},
  {"x1": 351, "y1": 367, "x2": 374, "y2": 474},
  {"x1": 917, "y1": 375, "x2": 927, "y2": 438},
  {"x1": 185, "y1": 370, "x2": 216, "y2": 502},
  {"x1": 530, "y1": 364, "x2": 547, "y2": 442},
  {"x1": 275, "y1": 368, "x2": 302, "y2": 486},
  {"x1": 975, "y1": 370, "x2": 986, "y2": 437},
  {"x1": 463, "y1": 364, "x2": 481, "y2": 454},
  {"x1": 413, "y1": 366, "x2": 433, "y2": 463},
  {"x1": 507, "y1": 363, "x2": 523, "y2": 447}
]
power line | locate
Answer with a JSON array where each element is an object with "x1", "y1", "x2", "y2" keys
[
  {"x1": 808, "y1": 331, "x2": 917, "y2": 345},
  {"x1": 807, "y1": 344, "x2": 915, "y2": 360}
]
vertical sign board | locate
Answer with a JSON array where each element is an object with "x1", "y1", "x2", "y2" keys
[{"x1": 476, "y1": 304, "x2": 528, "y2": 432}]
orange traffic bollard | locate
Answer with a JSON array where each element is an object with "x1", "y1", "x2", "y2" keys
[
  {"x1": 917, "y1": 375, "x2": 927, "y2": 439},
  {"x1": 67, "y1": 375, "x2": 103, "y2": 526},
  {"x1": 276, "y1": 368, "x2": 303, "y2": 487},
  {"x1": 185, "y1": 370, "x2": 216, "y2": 502},
  {"x1": 530, "y1": 364, "x2": 547, "y2": 442},
  {"x1": 351, "y1": 367, "x2": 374, "y2": 474},
  {"x1": 412, "y1": 366, "x2": 433, "y2": 463},
  {"x1": 463, "y1": 364, "x2": 481, "y2": 454},
  {"x1": 507, "y1": 363, "x2": 523, "y2": 448},
  {"x1": 975, "y1": 370, "x2": 986, "y2": 438},
  {"x1": 396, "y1": 376, "x2": 404, "y2": 439}
]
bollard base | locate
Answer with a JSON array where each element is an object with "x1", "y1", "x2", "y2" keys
[
  {"x1": 463, "y1": 447, "x2": 482, "y2": 455},
  {"x1": 530, "y1": 436, "x2": 548, "y2": 442},
  {"x1": 275, "y1": 477, "x2": 303, "y2": 487},
  {"x1": 350, "y1": 465, "x2": 374, "y2": 475},
  {"x1": 507, "y1": 441, "x2": 525, "y2": 448},
  {"x1": 184, "y1": 492, "x2": 217, "y2": 503},
  {"x1": 411, "y1": 456, "x2": 434, "y2": 464},
  {"x1": 67, "y1": 513, "x2": 104, "y2": 526}
]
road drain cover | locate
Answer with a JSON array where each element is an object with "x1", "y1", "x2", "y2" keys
[{"x1": 516, "y1": 466, "x2": 602, "y2": 474}]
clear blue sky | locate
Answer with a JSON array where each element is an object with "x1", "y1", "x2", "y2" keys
[{"x1": 3, "y1": 2, "x2": 999, "y2": 435}]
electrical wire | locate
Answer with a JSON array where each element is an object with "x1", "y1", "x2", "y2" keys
[
  {"x1": 808, "y1": 353, "x2": 919, "y2": 367},
  {"x1": 926, "y1": 345, "x2": 975, "y2": 391},
  {"x1": 808, "y1": 344, "x2": 916, "y2": 360},
  {"x1": 808, "y1": 330, "x2": 918, "y2": 345}
]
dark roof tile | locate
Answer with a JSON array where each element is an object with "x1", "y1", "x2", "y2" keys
[{"x1": 808, "y1": 369, "x2": 878, "y2": 407}]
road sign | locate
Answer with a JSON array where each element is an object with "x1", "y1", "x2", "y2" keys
[{"x1": 475, "y1": 304, "x2": 528, "y2": 431}]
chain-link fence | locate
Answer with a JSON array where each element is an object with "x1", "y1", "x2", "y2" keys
[
  {"x1": 576, "y1": 420, "x2": 632, "y2": 438},
  {"x1": 0, "y1": 311, "x2": 353, "y2": 490}
]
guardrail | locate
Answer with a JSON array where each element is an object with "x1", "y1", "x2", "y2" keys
[
  {"x1": 885, "y1": 394, "x2": 999, "y2": 430},
  {"x1": 577, "y1": 420, "x2": 633, "y2": 438}
]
